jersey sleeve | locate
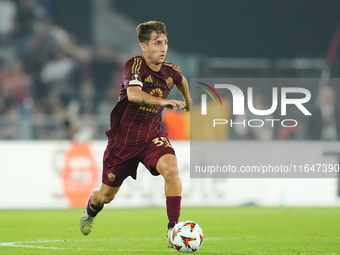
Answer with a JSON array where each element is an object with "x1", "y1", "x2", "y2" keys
[
  {"x1": 164, "y1": 61, "x2": 183, "y2": 84},
  {"x1": 122, "y1": 57, "x2": 145, "y2": 88},
  {"x1": 173, "y1": 66, "x2": 183, "y2": 84}
]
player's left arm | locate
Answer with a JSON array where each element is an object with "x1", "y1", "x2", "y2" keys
[{"x1": 175, "y1": 75, "x2": 191, "y2": 111}]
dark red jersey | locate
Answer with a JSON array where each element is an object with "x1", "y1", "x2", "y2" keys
[{"x1": 105, "y1": 56, "x2": 183, "y2": 145}]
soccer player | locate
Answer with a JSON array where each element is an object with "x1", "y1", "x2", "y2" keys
[{"x1": 79, "y1": 21, "x2": 191, "y2": 248}]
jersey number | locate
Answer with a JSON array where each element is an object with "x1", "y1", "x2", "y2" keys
[{"x1": 152, "y1": 137, "x2": 172, "y2": 148}]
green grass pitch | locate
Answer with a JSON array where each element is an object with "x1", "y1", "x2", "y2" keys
[{"x1": 0, "y1": 207, "x2": 339, "y2": 254}]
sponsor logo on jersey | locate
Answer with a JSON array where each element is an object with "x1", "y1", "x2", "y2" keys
[{"x1": 149, "y1": 88, "x2": 163, "y2": 98}]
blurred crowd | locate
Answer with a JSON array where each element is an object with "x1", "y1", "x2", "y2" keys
[
  {"x1": 0, "y1": 0, "x2": 338, "y2": 141},
  {"x1": 0, "y1": 0, "x2": 126, "y2": 140}
]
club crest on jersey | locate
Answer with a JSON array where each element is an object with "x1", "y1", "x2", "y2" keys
[
  {"x1": 108, "y1": 173, "x2": 115, "y2": 182},
  {"x1": 166, "y1": 77, "x2": 174, "y2": 88}
]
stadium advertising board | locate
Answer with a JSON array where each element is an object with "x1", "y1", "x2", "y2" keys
[{"x1": 0, "y1": 141, "x2": 339, "y2": 209}]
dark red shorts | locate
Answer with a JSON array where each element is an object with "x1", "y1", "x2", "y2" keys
[{"x1": 102, "y1": 131, "x2": 175, "y2": 187}]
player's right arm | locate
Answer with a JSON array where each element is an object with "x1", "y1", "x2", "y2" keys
[
  {"x1": 127, "y1": 86, "x2": 186, "y2": 111},
  {"x1": 123, "y1": 57, "x2": 185, "y2": 111}
]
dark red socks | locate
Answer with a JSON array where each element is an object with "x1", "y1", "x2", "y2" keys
[
  {"x1": 86, "y1": 196, "x2": 104, "y2": 217},
  {"x1": 166, "y1": 196, "x2": 182, "y2": 229}
]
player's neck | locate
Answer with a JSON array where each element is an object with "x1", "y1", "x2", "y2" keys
[{"x1": 143, "y1": 55, "x2": 162, "y2": 72}]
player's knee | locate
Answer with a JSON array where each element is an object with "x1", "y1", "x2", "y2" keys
[
  {"x1": 100, "y1": 192, "x2": 116, "y2": 204},
  {"x1": 162, "y1": 165, "x2": 179, "y2": 182}
]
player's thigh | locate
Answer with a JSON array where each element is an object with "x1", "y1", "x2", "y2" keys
[
  {"x1": 141, "y1": 133, "x2": 177, "y2": 176},
  {"x1": 102, "y1": 140, "x2": 140, "y2": 187},
  {"x1": 156, "y1": 154, "x2": 179, "y2": 179}
]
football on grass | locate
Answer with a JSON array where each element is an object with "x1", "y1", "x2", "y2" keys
[{"x1": 170, "y1": 221, "x2": 204, "y2": 253}]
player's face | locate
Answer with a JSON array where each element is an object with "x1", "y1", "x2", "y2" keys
[{"x1": 142, "y1": 31, "x2": 168, "y2": 66}]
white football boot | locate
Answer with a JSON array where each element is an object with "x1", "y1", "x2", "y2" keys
[
  {"x1": 167, "y1": 228, "x2": 174, "y2": 248},
  {"x1": 79, "y1": 210, "x2": 95, "y2": 235}
]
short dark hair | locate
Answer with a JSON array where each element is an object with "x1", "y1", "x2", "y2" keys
[{"x1": 136, "y1": 21, "x2": 167, "y2": 44}]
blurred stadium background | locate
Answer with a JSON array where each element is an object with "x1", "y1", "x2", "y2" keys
[{"x1": 0, "y1": 0, "x2": 340, "y2": 209}]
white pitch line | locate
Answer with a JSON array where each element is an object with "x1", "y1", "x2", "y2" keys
[
  {"x1": 0, "y1": 238, "x2": 222, "y2": 253},
  {"x1": 0, "y1": 244, "x2": 68, "y2": 250},
  {"x1": 0, "y1": 238, "x2": 338, "y2": 255}
]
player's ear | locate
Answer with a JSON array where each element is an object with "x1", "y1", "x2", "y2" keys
[{"x1": 140, "y1": 43, "x2": 147, "y2": 52}]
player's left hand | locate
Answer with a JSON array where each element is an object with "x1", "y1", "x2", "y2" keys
[
  {"x1": 180, "y1": 104, "x2": 189, "y2": 112},
  {"x1": 162, "y1": 99, "x2": 186, "y2": 112},
  {"x1": 180, "y1": 98, "x2": 192, "y2": 112}
]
